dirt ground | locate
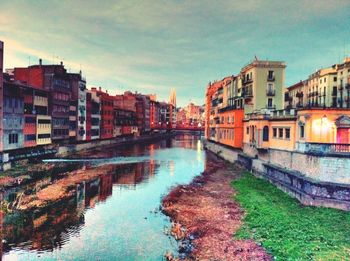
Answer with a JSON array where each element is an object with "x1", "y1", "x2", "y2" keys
[{"x1": 162, "y1": 153, "x2": 271, "y2": 260}]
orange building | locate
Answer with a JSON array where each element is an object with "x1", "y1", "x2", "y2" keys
[{"x1": 205, "y1": 76, "x2": 244, "y2": 149}]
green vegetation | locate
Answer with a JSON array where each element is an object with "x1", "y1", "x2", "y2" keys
[{"x1": 232, "y1": 172, "x2": 350, "y2": 260}]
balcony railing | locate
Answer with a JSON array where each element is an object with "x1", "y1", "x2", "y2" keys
[
  {"x1": 298, "y1": 142, "x2": 350, "y2": 154},
  {"x1": 242, "y1": 88, "x2": 253, "y2": 98},
  {"x1": 266, "y1": 89, "x2": 275, "y2": 96},
  {"x1": 296, "y1": 92, "x2": 304, "y2": 98},
  {"x1": 266, "y1": 104, "x2": 276, "y2": 109}
]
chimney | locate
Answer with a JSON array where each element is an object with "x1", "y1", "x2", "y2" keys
[
  {"x1": 60, "y1": 61, "x2": 63, "y2": 66},
  {"x1": 39, "y1": 58, "x2": 42, "y2": 66},
  {"x1": 99, "y1": 87, "x2": 102, "y2": 91}
]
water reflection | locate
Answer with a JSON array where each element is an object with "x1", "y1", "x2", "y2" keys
[{"x1": 1, "y1": 134, "x2": 205, "y2": 261}]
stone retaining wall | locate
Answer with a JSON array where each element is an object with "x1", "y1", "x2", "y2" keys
[{"x1": 204, "y1": 140, "x2": 350, "y2": 211}]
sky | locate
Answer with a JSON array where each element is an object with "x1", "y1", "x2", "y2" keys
[{"x1": 0, "y1": 0, "x2": 350, "y2": 107}]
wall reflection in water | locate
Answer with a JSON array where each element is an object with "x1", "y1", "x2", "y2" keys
[
  {"x1": 0, "y1": 161, "x2": 158, "y2": 258},
  {"x1": 0, "y1": 134, "x2": 205, "y2": 260}
]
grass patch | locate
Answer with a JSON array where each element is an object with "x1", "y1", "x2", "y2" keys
[{"x1": 232, "y1": 171, "x2": 350, "y2": 260}]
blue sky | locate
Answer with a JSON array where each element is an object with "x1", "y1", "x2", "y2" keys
[{"x1": 1, "y1": 0, "x2": 350, "y2": 106}]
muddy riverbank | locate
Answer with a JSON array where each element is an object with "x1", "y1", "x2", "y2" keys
[{"x1": 162, "y1": 153, "x2": 270, "y2": 260}]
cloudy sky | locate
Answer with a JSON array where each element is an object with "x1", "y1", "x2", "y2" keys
[{"x1": 1, "y1": 0, "x2": 350, "y2": 106}]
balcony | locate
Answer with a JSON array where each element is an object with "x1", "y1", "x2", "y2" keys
[
  {"x1": 242, "y1": 77, "x2": 253, "y2": 85},
  {"x1": 266, "y1": 89, "x2": 275, "y2": 96},
  {"x1": 266, "y1": 104, "x2": 276, "y2": 110},
  {"x1": 298, "y1": 142, "x2": 350, "y2": 154},
  {"x1": 242, "y1": 88, "x2": 253, "y2": 98},
  {"x1": 296, "y1": 91, "x2": 304, "y2": 98}
]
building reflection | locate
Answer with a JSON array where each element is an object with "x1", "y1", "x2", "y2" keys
[{"x1": 0, "y1": 160, "x2": 159, "y2": 258}]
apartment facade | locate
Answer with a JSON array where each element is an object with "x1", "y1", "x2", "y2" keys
[
  {"x1": 240, "y1": 60, "x2": 286, "y2": 114},
  {"x1": 68, "y1": 72, "x2": 87, "y2": 141},
  {"x1": 2, "y1": 81, "x2": 24, "y2": 151},
  {"x1": 90, "y1": 87, "x2": 114, "y2": 140},
  {"x1": 89, "y1": 90, "x2": 101, "y2": 140},
  {"x1": 14, "y1": 62, "x2": 71, "y2": 143},
  {"x1": 0, "y1": 41, "x2": 4, "y2": 152}
]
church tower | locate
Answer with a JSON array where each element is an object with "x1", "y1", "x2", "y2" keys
[{"x1": 169, "y1": 88, "x2": 176, "y2": 108}]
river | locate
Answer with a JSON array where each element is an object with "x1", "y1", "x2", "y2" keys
[{"x1": 0, "y1": 134, "x2": 205, "y2": 261}]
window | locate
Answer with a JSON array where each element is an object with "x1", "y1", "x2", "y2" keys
[
  {"x1": 246, "y1": 127, "x2": 249, "y2": 134},
  {"x1": 279, "y1": 128, "x2": 283, "y2": 138},
  {"x1": 268, "y1": 70, "x2": 274, "y2": 79},
  {"x1": 285, "y1": 128, "x2": 290, "y2": 139},
  {"x1": 25, "y1": 117, "x2": 36, "y2": 124},
  {"x1": 263, "y1": 126, "x2": 269, "y2": 141},
  {"x1": 273, "y1": 128, "x2": 277, "y2": 138},
  {"x1": 268, "y1": 98, "x2": 273, "y2": 108},
  {"x1": 9, "y1": 133, "x2": 19, "y2": 144},
  {"x1": 334, "y1": 77, "x2": 337, "y2": 82},
  {"x1": 38, "y1": 134, "x2": 51, "y2": 139},
  {"x1": 38, "y1": 119, "x2": 51, "y2": 124},
  {"x1": 300, "y1": 125, "x2": 305, "y2": 138},
  {"x1": 25, "y1": 134, "x2": 36, "y2": 141}
]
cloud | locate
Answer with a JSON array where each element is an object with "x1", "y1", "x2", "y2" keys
[{"x1": 1, "y1": 0, "x2": 350, "y2": 106}]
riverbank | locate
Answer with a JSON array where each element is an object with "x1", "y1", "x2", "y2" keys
[
  {"x1": 162, "y1": 152, "x2": 270, "y2": 260},
  {"x1": 233, "y1": 172, "x2": 350, "y2": 260}
]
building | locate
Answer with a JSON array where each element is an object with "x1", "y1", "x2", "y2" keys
[
  {"x1": 2, "y1": 80, "x2": 24, "y2": 151},
  {"x1": 285, "y1": 80, "x2": 306, "y2": 109},
  {"x1": 0, "y1": 41, "x2": 4, "y2": 152},
  {"x1": 239, "y1": 59, "x2": 286, "y2": 114},
  {"x1": 125, "y1": 92, "x2": 150, "y2": 134},
  {"x1": 14, "y1": 61, "x2": 71, "y2": 143},
  {"x1": 68, "y1": 72, "x2": 87, "y2": 141},
  {"x1": 169, "y1": 88, "x2": 177, "y2": 127},
  {"x1": 90, "y1": 87, "x2": 114, "y2": 139},
  {"x1": 306, "y1": 66, "x2": 337, "y2": 108},
  {"x1": 113, "y1": 94, "x2": 138, "y2": 137},
  {"x1": 149, "y1": 95, "x2": 160, "y2": 130},
  {"x1": 336, "y1": 58, "x2": 350, "y2": 108},
  {"x1": 86, "y1": 91, "x2": 92, "y2": 141},
  {"x1": 205, "y1": 76, "x2": 244, "y2": 147},
  {"x1": 176, "y1": 102, "x2": 205, "y2": 128},
  {"x1": 87, "y1": 90, "x2": 101, "y2": 140}
]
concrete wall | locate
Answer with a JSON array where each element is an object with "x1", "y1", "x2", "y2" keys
[{"x1": 203, "y1": 141, "x2": 240, "y2": 163}]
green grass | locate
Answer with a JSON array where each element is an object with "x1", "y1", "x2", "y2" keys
[{"x1": 232, "y1": 172, "x2": 350, "y2": 261}]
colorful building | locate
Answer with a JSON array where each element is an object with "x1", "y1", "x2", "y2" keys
[
  {"x1": 114, "y1": 94, "x2": 138, "y2": 137},
  {"x1": 68, "y1": 72, "x2": 87, "y2": 141},
  {"x1": 0, "y1": 41, "x2": 4, "y2": 152},
  {"x1": 87, "y1": 90, "x2": 101, "y2": 140},
  {"x1": 14, "y1": 61, "x2": 71, "y2": 143},
  {"x1": 2, "y1": 80, "x2": 24, "y2": 151},
  {"x1": 90, "y1": 87, "x2": 114, "y2": 139}
]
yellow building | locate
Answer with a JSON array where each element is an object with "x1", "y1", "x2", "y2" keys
[
  {"x1": 306, "y1": 67, "x2": 337, "y2": 107},
  {"x1": 336, "y1": 57, "x2": 350, "y2": 108},
  {"x1": 36, "y1": 115, "x2": 52, "y2": 145},
  {"x1": 243, "y1": 109, "x2": 297, "y2": 155},
  {"x1": 285, "y1": 80, "x2": 307, "y2": 108},
  {"x1": 239, "y1": 59, "x2": 286, "y2": 114}
]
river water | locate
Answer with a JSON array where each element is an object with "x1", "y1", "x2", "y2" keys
[{"x1": 1, "y1": 135, "x2": 205, "y2": 261}]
